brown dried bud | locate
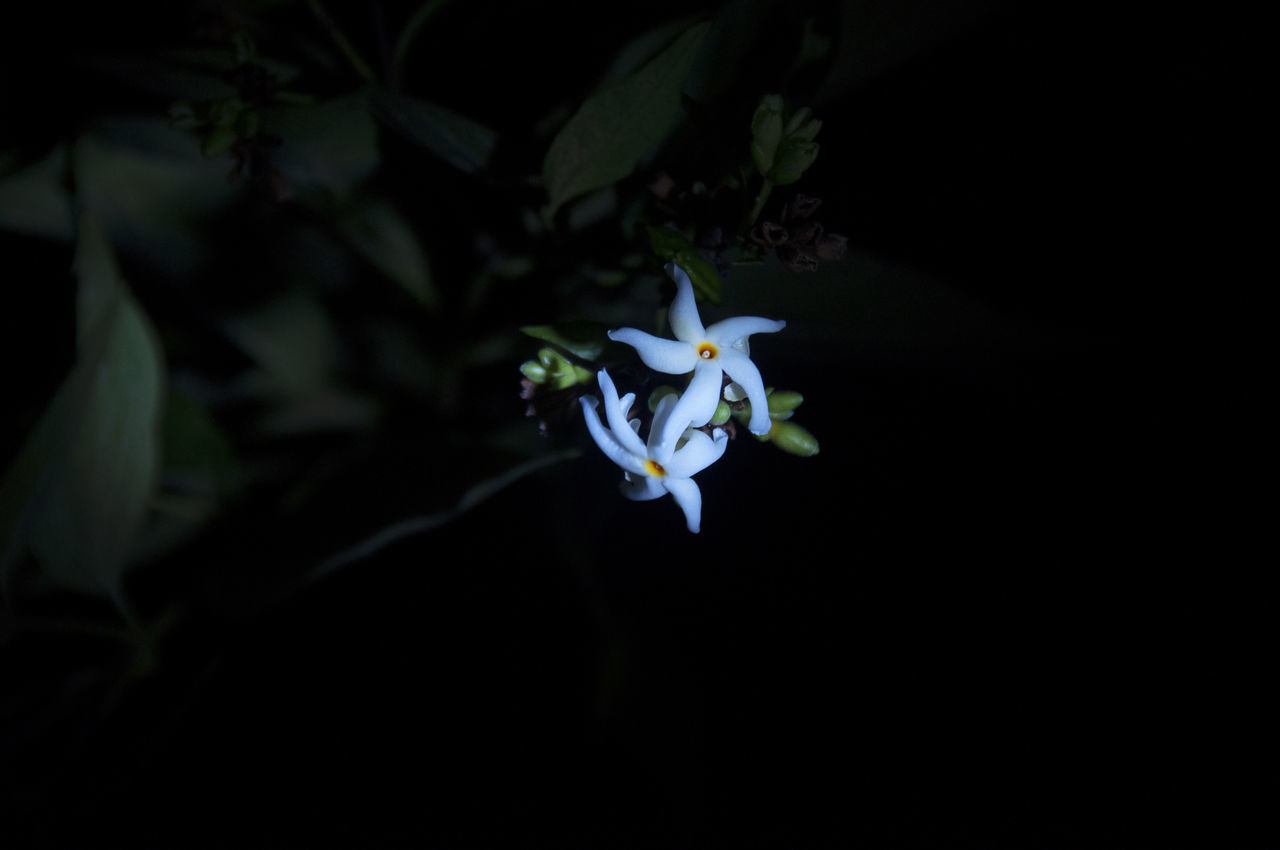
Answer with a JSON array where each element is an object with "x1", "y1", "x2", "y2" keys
[
  {"x1": 815, "y1": 232, "x2": 848, "y2": 261},
  {"x1": 779, "y1": 244, "x2": 820, "y2": 272},
  {"x1": 750, "y1": 221, "x2": 790, "y2": 247},
  {"x1": 789, "y1": 220, "x2": 823, "y2": 246},
  {"x1": 782, "y1": 194, "x2": 822, "y2": 222}
]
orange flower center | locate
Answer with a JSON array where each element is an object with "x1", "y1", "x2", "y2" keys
[
  {"x1": 645, "y1": 459, "x2": 666, "y2": 477},
  {"x1": 697, "y1": 342, "x2": 718, "y2": 360}
]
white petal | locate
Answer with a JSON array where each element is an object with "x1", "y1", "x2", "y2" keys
[
  {"x1": 580, "y1": 396, "x2": 647, "y2": 476},
  {"x1": 717, "y1": 348, "x2": 773, "y2": 435},
  {"x1": 662, "y1": 476, "x2": 704, "y2": 533},
  {"x1": 705, "y1": 316, "x2": 786, "y2": 349},
  {"x1": 621, "y1": 474, "x2": 665, "y2": 501},
  {"x1": 617, "y1": 391, "x2": 636, "y2": 418},
  {"x1": 664, "y1": 427, "x2": 729, "y2": 478},
  {"x1": 651, "y1": 361, "x2": 723, "y2": 462},
  {"x1": 648, "y1": 393, "x2": 679, "y2": 457},
  {"x1": 607, "y1": 328, "x2": 698, "y2": 375},
  {"x1": 665, "y1": 262, "x2": 706, "y2": 342},
  {"x1": 597, "y1": 370, "x2": 646, "y2": 457}
]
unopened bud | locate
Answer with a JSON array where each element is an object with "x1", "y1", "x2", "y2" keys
[
  {"x1": 770, "y1": 420, "x2": 820, "y2": 457},
  {"x1": 769, "y1": 140, "x2": 819, "y2": 185},
  {"x1": 750, "y1": 94, "x2": 785, "y2": 176},
  {"x1": 767, "y1": 390, "x2": 804, "y2": 416},
  {"x1": 815, "y1": 233, "x2": 848, "y2": 261},
  {"x1": 750, "y1": 221, "x2": 789, "y2": 246},
  {"x1": 710, "y1": 400, "x2": 732, "y2": 426},
  {"x1": 788, "y1": 117, "x2": 822, "y2": 143},
  {"x1": 782, "y1": 194, "x2": 822, "y2": 221},
  {"x1": 783, "y1": 107, "x2": 812, "y2": 137},
  {"x1": 520, "y1": 360, "x2": 548, "y2": 383}
]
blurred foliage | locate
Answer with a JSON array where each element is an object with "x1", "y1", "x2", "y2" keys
[{"x1": 0, "y1": 0, "x2": 1019, "y2": 802}]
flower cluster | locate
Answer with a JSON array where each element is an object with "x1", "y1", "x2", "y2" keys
[{"x1": 579, "y1": 262, "x2": 788, "y2": 532}]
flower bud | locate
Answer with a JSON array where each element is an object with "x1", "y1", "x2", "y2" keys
[
  {"x1": 750, "y1": 94, "x2": 785, "y2": 176},
  {"x1": 750, "y1": 221, "x2": 789, "y2": 247},
  {"x1": 788, "y1": 117, "x2": 822, "y2": 143},
  {"x1": 782, "y1": 194, "x2": 822, "y2": 221},
  {"x1": 769, "y1": 140, "x2": 819, "y2": 185},
  {"x1": 770, "y1": 420, "x2": 820, "y2": 457},
  {"x1": 783, "y1": 107, "x2": 812, "y2": 137},
  {"x1": 815, "y1": 233, "x2": 848, "y2": 261},
  {"x1": 520, "y1": 360, "x2": 548, "y2": 383},
  {"x1": 767, "y1": 390, "x2": 804, "y2": 416},
  {"x1": 710, "y1": 400, "x2": 732, "y2": 426}
]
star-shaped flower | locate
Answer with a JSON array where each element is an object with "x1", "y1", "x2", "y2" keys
[
  {"x1": 608, "y1": 262, "x2": 785, "y2": 451},
  {"x1": 580, "y1": 368, "x2": 728, "y2": 533}
]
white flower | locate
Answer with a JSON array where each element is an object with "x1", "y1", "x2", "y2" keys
[
  {"x1": 608, "y1": 262, "x2": 785, "y2": 450},
  {"x1": 580, "y1": 368, "x2": 728, "y2": 533}
]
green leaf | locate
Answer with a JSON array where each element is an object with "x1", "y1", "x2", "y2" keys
[
  {"x1": 520, "y1": 321, "x2": 612, "y2": 361},
  {"x1": 368, "y1": 87, "x2": 497, "y2": 174},
  {"x1": 264, "y1": 92, "x2": 380, "y2": 197},
  {"x1": 0, "y1": 146, "x2": 73, "y2": 241},
  {"x1": 542, "y1": 21, "x2": 710, "y2": 218},
  {"x1": 338, "y1": 196, "x2": 437, "y2": 310},
  {"x1": 0, "y1": 214, "x2": 165, "y2": 601}
]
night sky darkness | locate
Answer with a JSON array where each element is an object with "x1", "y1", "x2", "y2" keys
[{"x1": 2, "y1": 2, "x2": 1262, "y2": 848}]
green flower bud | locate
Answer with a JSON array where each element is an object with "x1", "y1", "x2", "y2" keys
[
  {"x1": 770, "y1": 420, "x2": 820, "y2": 457},
  {"x1": 788, "y1": 116, "x2": 822, "y2": 143},
  {"x1": 783, "y1": 106, "x2": 812, "y2": 137},
  {"x1": 710, "y1": 400, "x2": 732, "y2": 426},
  {"x1": 750, "y1": 94, "x2": 785, "y2": 176},
  {"x1": 201, "y1": 126, "x2": 238, "y2": 158},
  {"x1": 767, "y1": 390, "x2": 804, "y2": 416},
  {"x1": 769, "y1": 140, "x2": 819, "y2": 185},
  {"x1": 520, "y1": 360, "x2": 548, "y2": 383},
  {"x1": 555, "y1": 364, "x2": 594, "y2": 390},
  {"x1": 648, "y1": 385, "x2": 680, "y2": 412}
]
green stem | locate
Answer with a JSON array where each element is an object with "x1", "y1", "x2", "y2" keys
[
  {"x1": 745, "y1": 177, "x2": 774, "y2": 232},
  {"x1": 306, "y1": 0, "x2": 377, "y2": 85}
]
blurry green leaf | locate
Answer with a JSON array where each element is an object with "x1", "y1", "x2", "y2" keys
[
  {"x1": 161, "y1": 391, "x2": 238, "y2": 497},
  {"x1": 606, "y1": 16, "x2": 699, "y2": 78},
  {"x1": 75, "y1": 130, "x2": 235, "y2": 278},
  {"x1": 0, "y1": 146, "x2": 73, "y2": 240},
  {"x1": 542, "y1": 21, "x2": 710, "y2": 218},
  {"x1": 368, "y1": 87, "x2": 497, "y2": 174},
  {"x1": 224, "y1": 292, "x2": 338, "y2": 394},
  {"x1": 520, "y1": 322, "x2": 612, "y2": 361},
  {"x1": 264, "y1": 93, "x2": 379, "y2": 196},
  {"x1": 683, "y1": 0, "x2": 773, "y2": 103},
  {"x1": 338, "y1": 197, "x2": 437, "y2": 310},
  {"x1": 0, "y1": 214, "x2": 165, "y2": 602}
]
